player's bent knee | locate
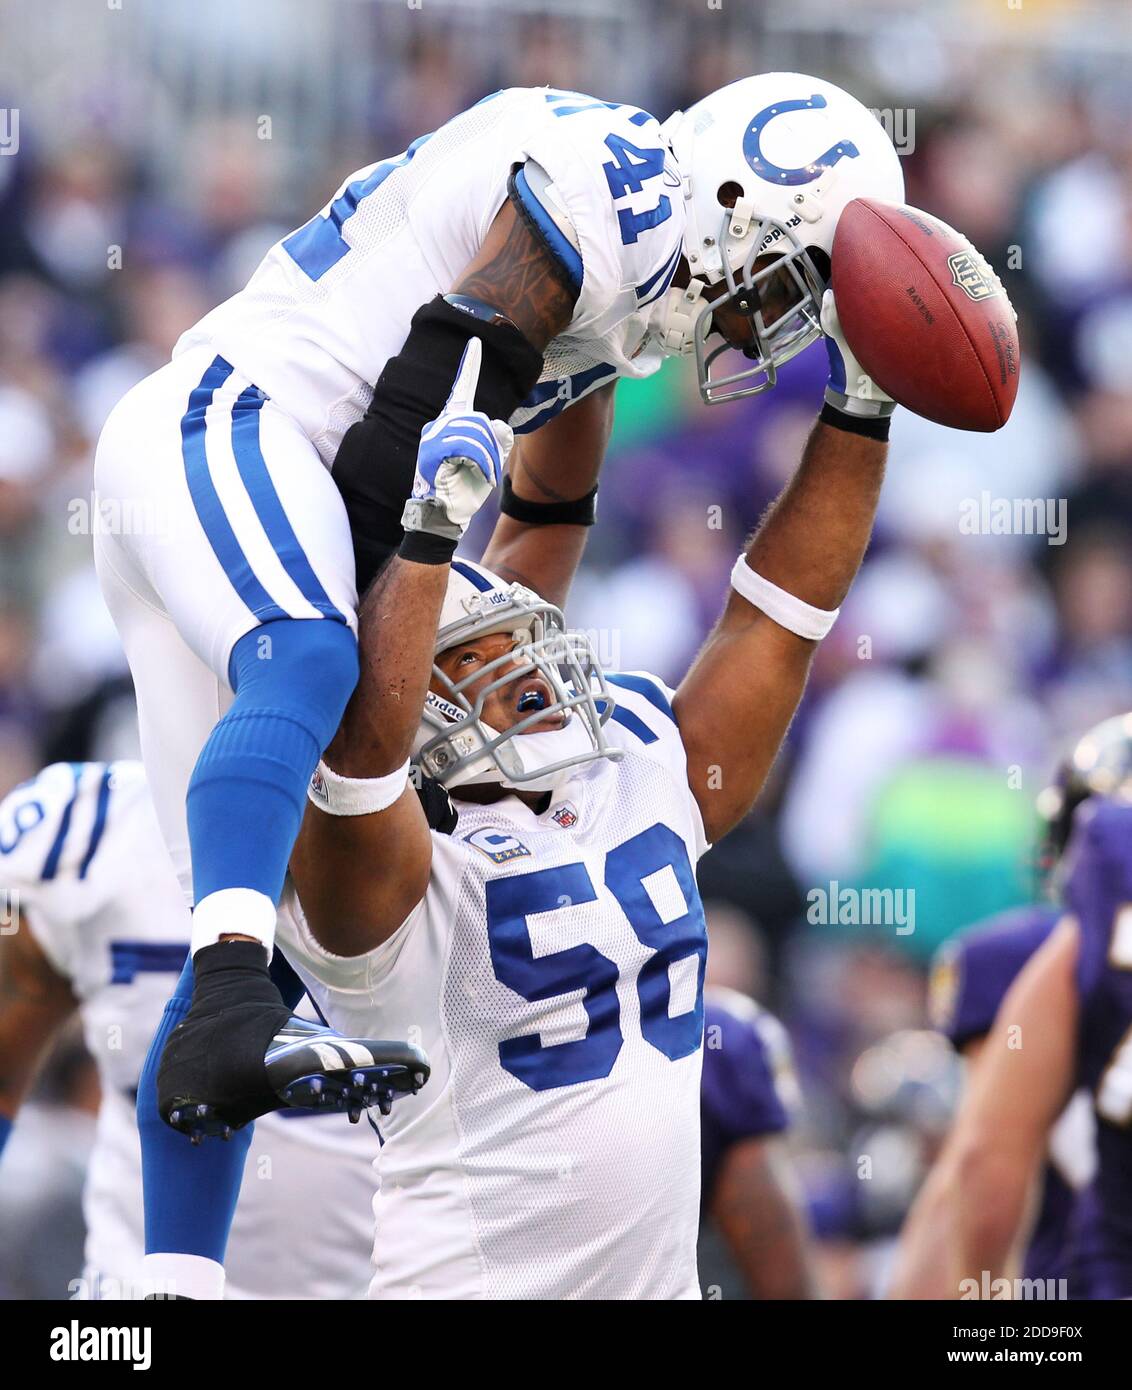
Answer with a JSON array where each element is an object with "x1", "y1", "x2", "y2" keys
[{"x1": 228, "y1": 618, "x2": 359, "y2": 751}]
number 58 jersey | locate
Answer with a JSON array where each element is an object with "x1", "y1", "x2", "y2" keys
[
  {"x1": 277, "y1": 674, "x2": 710, "y2": 1300},
  {"x1": 176, "y1": 88, "x2": 685, "y2": 464}
]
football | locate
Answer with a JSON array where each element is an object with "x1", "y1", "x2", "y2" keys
[{"x1": 831, "y1": 198, "x2": 1020, "y2": 432}]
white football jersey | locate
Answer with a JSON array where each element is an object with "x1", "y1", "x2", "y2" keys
[
  {"x1": 175, "y1": 87, "x2": 685, "y2": 464},
  {"x1": 0, "y1": 761, "x2": 378, "y2": 1300},
  {"x1": 277, "y1": 674, "x2": 710, "y2": 1300}
]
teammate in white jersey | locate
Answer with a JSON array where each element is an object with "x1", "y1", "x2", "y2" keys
[
  {"x1": 0, "y1": 762, "x2": 378, "y2": 1299},
  {"x1": 90, "y1": 73, "x2": 903, "y2": 1161},
  {"x1": 142, "y1": 298, "x2": 895, "y2": 1301}
]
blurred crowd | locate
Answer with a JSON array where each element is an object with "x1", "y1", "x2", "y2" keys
[{"x1": 3, "y1": 0, "x2": 1132, "y2": 1298}]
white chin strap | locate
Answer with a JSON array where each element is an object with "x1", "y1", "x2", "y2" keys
[
  {"x1": 653, "y1": 279, "x2": 709, "y2": 357},
  {"x1": 442, "y1": 714, "x2": 599, "y2": 795}
]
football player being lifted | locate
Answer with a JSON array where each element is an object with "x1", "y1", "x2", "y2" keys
[
  {"x1": 148, "y1": 247, "x2": 895, "y2": 1296},
  {"x1": 92, "y1": 73, "x2": 902, "y2": 1267}
]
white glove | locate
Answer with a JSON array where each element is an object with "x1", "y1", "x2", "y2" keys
[
  {"x1": 821, "y1": 288, "x2": 895, "y2": 419},
  {"x1": 401, "y1": 339, "x2": 514, "y2": 542}
]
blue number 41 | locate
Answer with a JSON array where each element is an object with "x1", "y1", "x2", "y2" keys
[{"x1": 602, "y1": 134, "x2": 672, "y2": 246}]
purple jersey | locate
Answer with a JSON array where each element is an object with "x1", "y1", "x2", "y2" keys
[
  {"x1": 700, "y1": 988, "x2": 795, "y2": 1206},
  {"x1": 1064, "y1": 799, "x2": 1132, "y2": 1299},
  {"x1": 930, "y1": 903, "x2": 1078, "y2": 1285}
]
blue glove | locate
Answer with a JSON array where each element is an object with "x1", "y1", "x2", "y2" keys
[{"x1": 401, "y1": 338, "x2": 513, "y2": 542}]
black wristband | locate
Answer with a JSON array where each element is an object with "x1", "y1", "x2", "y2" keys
[
  {"x1": 500, "y1": 475, "x2": 598, "y2": 526},
  {"x1": 398, "y1": 530, "x2": 458, "y2": 565},
  {"x1": 819, "y1": 401, "x2": 893, "y2": 442}
]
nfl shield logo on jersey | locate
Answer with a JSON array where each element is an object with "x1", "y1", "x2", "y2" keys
[
  {"x1": 550, "y1": 802, "x2": 579, "y2": 829},
  {"x1": 308, "y1": 766, "x2": 328, "y2": 807}
]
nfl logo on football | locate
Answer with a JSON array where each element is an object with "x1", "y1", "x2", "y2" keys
[{"x1": 947, "y1": 250, "x2": 1000, "y2": 302}]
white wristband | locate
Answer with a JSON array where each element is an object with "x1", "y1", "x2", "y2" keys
[
  {"x1": 308, "y1": 758, "x2": 411, "y2": 816},
  {"x1": 730, "y1": 554, "x2": 840, "y2": 640}
]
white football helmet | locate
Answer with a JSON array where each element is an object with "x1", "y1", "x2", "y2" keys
[
  {"x1": 655, "y1": 72, "x2": 905, "y2": 404},
  {"x1": 413, "y1": 559, "x2": 621, "y2": 793}
]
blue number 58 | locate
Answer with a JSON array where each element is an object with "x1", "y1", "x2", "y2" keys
[{"x1": 484, "y1": 823, "x2": 706, "y2": 1090}]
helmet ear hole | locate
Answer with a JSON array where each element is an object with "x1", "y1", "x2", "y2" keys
[
  {"x1": 717, "y1": 180, "x2": 744, "y2": 209},
  {"x1": 807, "y1": 247, "x2": 831, "y2": 285}
]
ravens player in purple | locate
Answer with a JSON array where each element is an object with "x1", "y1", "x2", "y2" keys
[
  {"x1": 700, "y1": 987, "x2": 818, "y2": 1299},
  {"x1": 942, "y1": 715, "x2": 1132, "y2": 1297},
  {"x1": 890, "y1": 902, "x2": 1086, "y2": 1296}
]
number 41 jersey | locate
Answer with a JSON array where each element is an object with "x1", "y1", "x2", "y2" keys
[
  {"x1": 175, "y1": 88, "x2": 685, "y2": 464},
  {"x1": 277, "y1": 674, "x2": 710, "y2": 1300}
]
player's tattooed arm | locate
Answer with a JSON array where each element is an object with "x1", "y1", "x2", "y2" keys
[
  {"x1": 710, "y1": 1136, "x2": 820, "y2": 1300},
  {"x1": 481, "y1": 381, "x2": 616, "y2": 609},
  {"x1": 0, "y1": 913, "x2": 78, "y2": 1120},
  {"x1": 454, "y1": 197, "x2": 577, "y2": 352},
  {"x1": 674, "y1": 422, "x2": 887, "y2": 843},
  {"x1": 290, "y1": 559, "x2": 446, "y2": 957}
]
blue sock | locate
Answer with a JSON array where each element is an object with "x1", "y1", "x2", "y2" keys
[
  {"x1": 139, "y1": 933, "x2": 311, "y2": 1261},
  {"x1": 138, "y1": 958, "x2": 251, "y2": 1260},
  {"x1": 187, "y1": 619, "x2": 358, "y2": 904}
]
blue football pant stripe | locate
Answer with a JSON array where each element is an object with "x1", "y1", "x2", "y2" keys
[
  {"x1": 181, "y1": 357, "x2": 288, "y2": 622},
  {"x1": 181, "y1": 357, "x2": 347, "y2": 626},
  {"x1": 229, "y1": 386, "x2": 347, "y2": 624}
]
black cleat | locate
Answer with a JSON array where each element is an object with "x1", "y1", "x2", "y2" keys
[
  {"x1": 159, "y1": 940, "x2": 429, "y2": 1140},
  {"x1": 265, "y1": 1017, "x2": 430, "y2": 1123}
]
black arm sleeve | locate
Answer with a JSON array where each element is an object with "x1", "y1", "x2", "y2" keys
[{"x1": 332, "y1": 294, "x2": 544, "y2": 594}]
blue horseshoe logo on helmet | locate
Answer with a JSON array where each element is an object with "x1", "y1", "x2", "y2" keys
[{"x1": 743, "y1": 94, "x2": 860, "y2": 187}]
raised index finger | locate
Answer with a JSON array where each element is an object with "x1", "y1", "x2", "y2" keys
[{"x1": 445, "y1": 337, "x2": 482, "y2": 415}]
